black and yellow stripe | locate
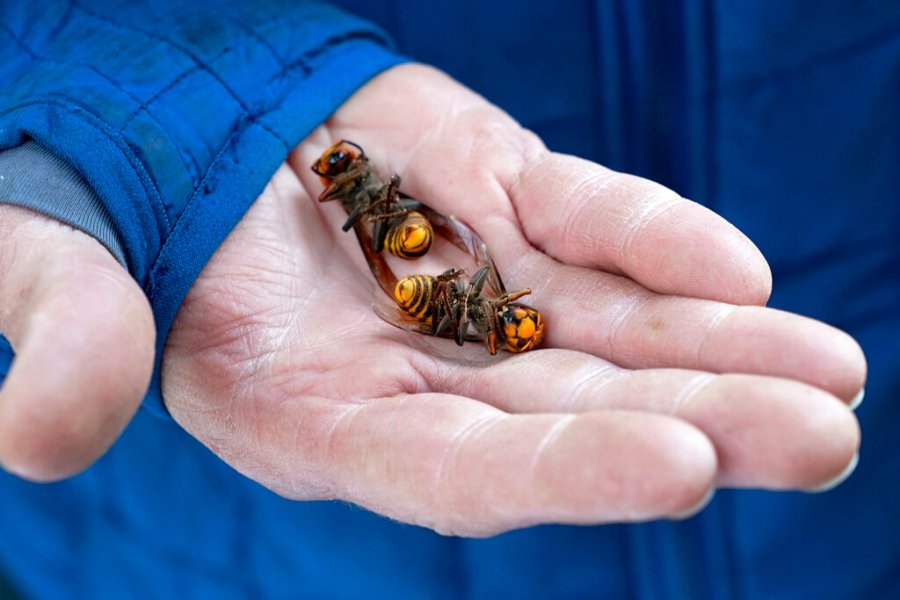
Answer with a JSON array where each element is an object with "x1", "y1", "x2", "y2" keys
[
  {"x1": 385, "y1": 211, "x2": 433, "y2": 259},
  {"x1": 394, "y1": 275, "x2": 437, "y2": 322}
]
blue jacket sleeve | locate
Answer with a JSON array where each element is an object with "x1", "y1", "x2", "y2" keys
[{"x1": 0, "y1": 0, "x2": 405, "y2": 417}]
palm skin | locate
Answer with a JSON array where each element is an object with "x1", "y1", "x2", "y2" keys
[{"x1": 0, "y1": 65, "x2": 864, "y2": 536}]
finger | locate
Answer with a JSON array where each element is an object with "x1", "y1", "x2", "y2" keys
[
  {"x1": 0, "y1": 207, "x2": 155, "y2": 481},
  {"x1": 191, "y1": 392, "x2": 717, "y2": 537},
  {"x1": 505, "y1": 153, "x2": 773, "y2": 305},
  {"x1": 503, "y1": 253, "x2": 865, "y2": 402},
  {"x1": 289, "y1": 141, "x2": 864, "y2": 399},
  {"x1": 281, "y1": 145, "x2": 866, "y2": 401},
  {"x1": 427, "y1": 349, "x2": 860, "y2": 490},
  {"x1": 291, "y1": 67, "x2": 769, "y2": 304},
  {"x1": 343, "y1": 120, "x2": 772, "y2": 306}
]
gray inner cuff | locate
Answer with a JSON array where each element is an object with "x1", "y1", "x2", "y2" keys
[{"x1": 0, "y1": 140, "x2": 128, "y2": 267}]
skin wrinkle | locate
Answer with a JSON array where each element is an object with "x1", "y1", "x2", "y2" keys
[
  {"x1": 618, "y1": 194, "x2": 682, "y2": 274},
  {"x1": 404, "y1": 352, "x2": 440, "y2": 397},
  {"x1": 434, "y1": 362, "x2": 471, "y2": 399},
  {"x1": 551, "y1": 169, "x2": 621, "y2": 265},
  {"x1": 278, "y1": 344, "x2": 424, "y2": 400},
  {"x1": 607, "y1": 291, "x2": 656, "y2": 361},
  {"x1": 488, "y1": 172, "x2": 532, "y2": 254},
  {"x1": 183, "y1": 395, "x2": 248, "y2": 459},
  {"x1": 175, "y1": 270, "x2": 352, "y2": 389},
  {"x1": 563, "y1": 363, "x2": 625, "y2": 413},
  {"x1": 268, "y1": 264, "x2": 310, "y2": 359},
  {"x1": 695, "y1": 304, "x2": 739, "y2": 369},
  {"x1": 282, "y1": 318, "x2": 369, "y2": 355},
  {"x1": 233, "y1": 395, "x2": 351, "y2": 499},
  {"x1": 556, "y1": 186, "x2": 602, "y2": 262},
  {"x1": 374, "y1": 358, "x2": 432, "y2": 399},
  {"x1": 264, "y1": 356, "x2": 339, "y2": 399},
  {"x1": 319, "y1": 402, "x2": 365, "y2": 496},
  {"x1": 431, "y1": 411, "x2": 506, "y2": 522},
  {"x1": 494, "y1": 128, "x2": 547, "y2": 216},
  {"x1": 221, "y1": 249, "x2": 303, "y2": 282},
  {"x1": 0, "y1": 216, "x2": 107, "y2": 339},
  {"x1": 526, "y1": 414, "x2": 577, "y2": 508},
  {"x1": 340, "y1": 395, "x2": 428, "y2": 509},
  {"x1": 235, "y1": 330, "x2": 269, "y2": 392},
  {"x1": 168, "y1": 322, "x2": 267, "y2": 414},
  {"x1": 171, "y1": 296, "x2": 271, "y2": 364},
  {"x1": 670, "y1": 373, "x2": 716, "y2": 416},
  {"x1": 223, "y1": 395, "x2": 327, "y2": 501}
]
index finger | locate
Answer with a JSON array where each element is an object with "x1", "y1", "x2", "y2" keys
[
  {"x1": 394, "y1": 133, "x2": 771, "y2": 306},
  {"x1": 507, "y1": 152, "x2": 772, "y2": 305}
]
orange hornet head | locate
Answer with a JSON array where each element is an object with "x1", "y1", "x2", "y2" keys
[
  {"x1": 311, "y1": 140, "x2": 365, "y2": 185},
  {"x1": 498, "y1": 303, "x2": 544, "y2": 353}
]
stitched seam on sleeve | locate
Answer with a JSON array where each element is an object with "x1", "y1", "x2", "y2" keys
[
  {"x1": 146, "y1": 34, "x2": 392, "y2": 297},
  {"x1": 0, "y1": 23, "x2": 150, "y2": 107},
  {"x1": 0, "y1": 23, "x2": 203, "y2": 187},
  {"x1": 222, "y1": 14, "x2": 287, "y2": 67},
  {"x1": 119, "y1": 65, "x2": 200, "y2": 132},
  {"x1": 0, "y1": 97, "x2": 170, "y2": 233},
  {"x1": 151, "y1": 32, "x2": 395, "y2": 259},
  {"x1": 146, "y1": 116, "x2": 266, "y2": 299},
  {"x1": 274, "y1": 30, "x2": 390, "y2": 80},
  {"x1": 69, "y1": 0, "x2": 291, "y2": 151},
  {"x1": 115, "y1": 4, "x2": 293, "y2": 128},
  {"x1": 253, "y1": 30, "x2": 391, "y2": 122},
  {"x1": 119, "y1": 39, "x2": 231, "y2": 131}
]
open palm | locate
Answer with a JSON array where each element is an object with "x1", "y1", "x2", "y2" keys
[
  {"x1": 162, "y1": 65, "x2": 863, "y2": 535},
  {"x1": 0, "y1": 65, "x2": 863, "y2": 536}
]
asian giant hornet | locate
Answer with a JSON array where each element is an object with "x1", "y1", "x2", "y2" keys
[
  {"x1": 354, "y1": 208, "x2": 544, "y2": 355},
  {"x1": 311, "y1": 140, "x2": 433, "y2": 259},
  {"x1": 388, "y1": 264, "x2": 544, "y2": 354}
]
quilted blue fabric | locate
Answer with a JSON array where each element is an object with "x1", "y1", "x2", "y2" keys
[
  {"x1": 0, "y1": 0, "x2": 402, "y2": 415},
  {"x1": 1, "y1": 1, "x2": 899, "y2": 599}
]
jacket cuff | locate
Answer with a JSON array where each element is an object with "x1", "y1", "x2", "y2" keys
[
  {"x1": 0, "y1": 140, "x2": 127, "y2": 266},
  {"x1": 0, "y1": 2, "x2": 406, "y2": 417}
]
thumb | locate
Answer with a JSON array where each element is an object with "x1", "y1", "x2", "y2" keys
[{"x1": 0, "y1": 206, "x2": 155, "y2": 481}]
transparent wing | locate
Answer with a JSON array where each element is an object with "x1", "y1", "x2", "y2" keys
[
  {"x1": 353, "y1": 221, "x2": 398, "y2": 299},
  {"x1": 418, "y1": 206, "x2": 506, "y2": 295},
  {"x1": 372, "y1": 301, "x2": 435, "y2": 335}
]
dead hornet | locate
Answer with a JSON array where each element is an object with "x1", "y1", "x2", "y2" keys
[
  {"x1": 388, "y1": 264, "x2": 544, "y2": 354},
  {"x1": 355, "y1": 208, "x2": 545, "y2": 354},
  {"x1": 311, "y1": 140, "x2": 433, "y2": 259}
]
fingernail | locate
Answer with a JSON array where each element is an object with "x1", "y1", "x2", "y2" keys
[
  {"x1": 807, "y1": 452, "x2": 859, "y2": 493},
  {"x1": 672, "y1": 488, "x2": 715, "y2": 520},
  {"x1": 849, "y1": 387, "x2": 865, "y2": 411}
]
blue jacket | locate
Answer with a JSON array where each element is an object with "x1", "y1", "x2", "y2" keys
[{"x1": 1, "y1": 1, "x2": 898, "y2": 598}]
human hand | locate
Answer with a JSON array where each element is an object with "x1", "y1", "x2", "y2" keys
[
  {"x1": 162, "y1": 65, "x2": 864, "y2": 535},
  {"x1": 0, "y1": 64, "x2": 864, "y2": 536}
]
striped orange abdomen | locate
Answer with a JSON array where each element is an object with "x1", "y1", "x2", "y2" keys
[
  {"x1": 385, "y1": 211, "x2": 433, "y2": 259},
  {"x1": 394, "y1": 275, "x2": 436, "y2": 322}
]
